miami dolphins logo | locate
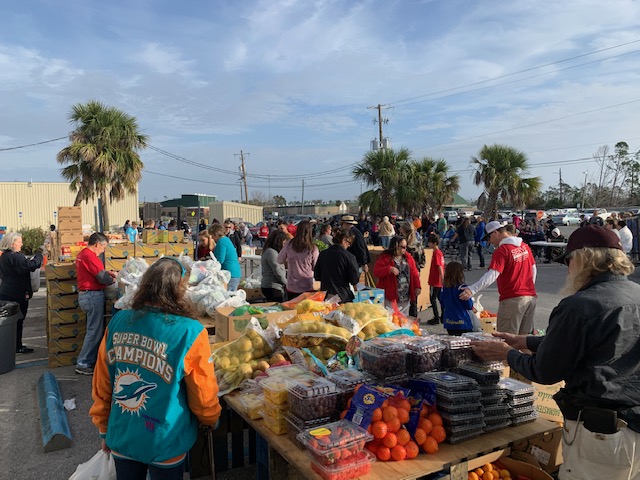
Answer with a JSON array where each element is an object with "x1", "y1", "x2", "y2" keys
[{"x1": 113, "y1": 368, "x2": 157, "y2": 415}]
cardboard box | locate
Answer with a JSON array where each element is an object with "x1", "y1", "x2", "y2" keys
[
  {"x1": 141, "y1": 230, "x2": 158, "y2": 244},
  {"x1": 167, "y1": 231, "x2": 185, "y2": 243},
  {"x1": 533, "y1": 381, "x2": 565, "y2": 424},
  {"x1": 48, "y1": 351, "x2": 78, "y2": 368},
  {"x1": 354, "y1": 287, "x2": 385, "y2": 304},
  {"x1": 57, "y1": 206, "x2": 82, "y2": 220},
  {"x1": 47, "y1": 308, "x2": 86, "y2": 325},
  {"x1": 241, "y1": 287, "x2": 264, "y2": 302},
  {"x1": 47, "y1": 293, "x2": 79, "y2": 310},
  {"x1": 46, "y1": 278, "x2": 78, "y2": 295},
  {"x1": 49, "y1": 335, "x2": 85, "y2": 354},
  {"x1": 106, "y1": 244, "x2": 134, "y2": 258},
  {"x1": 45, "y1": 262, "x2": 77, "y2": 280},
  {"x1": 136, "y1": 243, "x2": 164, "y2": 257},
  {"x1": 105, "y1": 257, "x2": 128, "y2": 271},
  {"x1": 481, "y1": 316, "x2": 498, "y2": 333},
  {"x1": 165, "y1": 243, "x2": 194, "y2": 257},
  {"x1": 512, "y1": 428, "x2": 563, "y2": 474},
  {"x1": 499, "y1": 454, "x2": 555, "y2": 480},
  {"x1": 157, "y1": 230, "x2": 168, "y2": 243},
  {"x1": 58, "y1": 232, "x2": 85, "y2": 245},
  {"x1": 214, "y1": 303, "x2": 296, "y2": 341},
  {"x1": 49, "y1": 321, "x2": 86, "y2": 339},
  {"x1": 57, "y1": 220, "x2": 82, "y2": 233}
]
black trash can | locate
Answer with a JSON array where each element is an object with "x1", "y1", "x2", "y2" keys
[{"x1": 0, "y1": 301, "x2": 20, "y2": 374}]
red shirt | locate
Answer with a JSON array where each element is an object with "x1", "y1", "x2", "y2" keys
[
  {"x1": 287, "y1": 224, "x2": 297, "y2": 236},
  {"x1": 76, "y1": 248, "x2": 108, "y2": 291},
  {"x1": 428, "y1": 248, "x2": 444, "y2": 287},
  {"x1": 489, "y1": 242, "x2": 536, "y2": 301},
  {"x1": 258, "y1": 225, "x2": 270, "y2": 239}
]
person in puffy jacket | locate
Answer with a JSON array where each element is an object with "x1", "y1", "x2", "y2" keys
[
  {"x1": 90, "y1": 257, "x2": 221, "y2": 479},
  {"x1": 0, "y1": 232, "x2": 43, "y2": 354},
  {"x1": 373, "y1": 236, "x2": 421, "y2": 315}
]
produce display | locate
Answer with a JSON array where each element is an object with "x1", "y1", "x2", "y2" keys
[
  {"x1": 310, "y1": 451, "x2": 374, "y2": 480},
  {"x1": 285, "y1": 412, "x2": 332, "y2": 449},
  {"x1": 468, "y1": 460, "x2": 514, "y2": 480},
  {"x1": 297, "y1": 419, "x2": 373, "y2": 467},
  {"x1": 288, "y1": 376, "x2": 338, "y2": 420},
  {"x1": 358, "y1": 337, "x2": 407, "y2": 378},
  {"x1": 439, "y1": 336, "x2": 474, "y2": 368},
  {"x1": 405, "y1": 337, "x2": 444, "y2": 374}
]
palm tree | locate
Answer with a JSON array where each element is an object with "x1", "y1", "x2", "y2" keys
[
  {"x1": 471, "y1": 144, "x2": 542, "y2": 220},
  {"x1": 409, "y1": 157, "x2": 460, "y2": 215},
  {"x1": 57, "y1": 101, "x2": 148, "y2": 230},
  {"x1": 353, "y1": 147, "x2": 412, "y2": 215}
]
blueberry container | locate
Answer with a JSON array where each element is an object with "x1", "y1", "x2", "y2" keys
[
  {"x1": 440, "y1": 411, "x2": 484, "y2": 426},
  {"x1": 437, "y1": 401, "x2": 483, "y2": 414},
  {"x1": 417, "y1": 371, "x2": 478, "y2": 392},
  {"x1": 327, "y1": 370, "x2": 375, "y2": 412},
  {"x1": 511, "y1": 411, "x2": 539, "y2": 426},
  {"x1": 484, "y1": 419, "x2": 512, "y2": 432},
  {"x1": 436, "y1": 389, "x2": 482, "y2": 404},
  {"x1": 457, "y1": 364, "x2": 501, "y2": 385}
]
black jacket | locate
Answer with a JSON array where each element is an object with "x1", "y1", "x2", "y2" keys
[
  {"x1": 0, "y1": 250, "x2": 43, "y2": 300},
  {"x1": 508, "y1": 272, "x2": 640, "y2": 432},
  {"x1": 347, "y1": 227, "x2": 370, "y2": 267},
  {"x1": 314, "y1": 245, "x2": 359, "y2": 303}
]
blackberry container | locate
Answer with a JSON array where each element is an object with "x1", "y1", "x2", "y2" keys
[
  {"x1": 437, "y1": 401, "x2": 483, "y2": 414},
  {"x1": 374, "y1": 373, "x2": 409, "y2": 388},
  {"x1": 438, "y1": 336, "x2": 473, "y2": 368},
  {"x1": 498, "y1": 378, "x2": 535, "y2": 402},
  {"x1": 405, "y1": 337, "x2": 444, "y2": 374},
  {"x1": 288, "y1": 376, "x2": 338, "y2": 420},
  {"x1": 457, "y1": 364, "x2": 501, "y2": 385},
  {"x1": 417, "y1": 371, "x2": 478, "y2": 392},
  {"x1": 484, "y1": 419, "x2": 512, "y2": 433},
  {"x1": 327, "y1": 370, "x2": 375, "y2": 412},
  {"x1": 511, "y1": 411, "x2": 539, "y2": 426},
  {"x1": 440, "y1": 411, "x2": 484, "y2": 427},
  {"x1": 358, "y1": 337, "x2": 406, "y2": 379},
  {"x1": 436, "y1": 389, "x2": 481, "y2": 404}
]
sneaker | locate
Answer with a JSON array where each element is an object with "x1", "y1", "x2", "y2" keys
[
  {"x1": 16, "y1": 346, "x2": 34, "y2": 354},
  {"x1": 75, "y1": 366, "x2": 94, "y2": 375},
  {"x1": 427, "y1": 319, "x2": 440, "y2": 325}
]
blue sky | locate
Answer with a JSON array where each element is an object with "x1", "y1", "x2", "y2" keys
[{"x1": 1, "y1": 0, "x2": 639, "y2": 206}]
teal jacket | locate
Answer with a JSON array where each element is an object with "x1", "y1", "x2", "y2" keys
[
  {"x1": 213, "y1": 236, "x2": 241, "y2": 279},
  {"x1": 90, "y1": 308, "x2": 221, "y2": 467}
]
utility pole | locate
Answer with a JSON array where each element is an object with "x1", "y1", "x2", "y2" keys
[
  {"x1": 235, "y1": 150, "x2": 250, "y2": 204},
  {"x1": 301, "y1": 179, "x2": 305, "y2": 215},
  {"x1": 368, "y1": 104, "x2": 390, "y2": 149},
  {"x1": 559, "y1": 168, "x2": 563, "y2": 205}
]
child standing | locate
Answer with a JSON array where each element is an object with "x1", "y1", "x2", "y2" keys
[
  {"x1": 440, "y1": 262, "x2": 476, "y2": 335},
  {"x1": 426, "y1": 234, "x2": 444, "y2": 325}
]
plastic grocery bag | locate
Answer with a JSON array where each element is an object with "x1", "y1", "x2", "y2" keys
[
  {"x1": 30, "y1": 268, "x2": 41, "y2": 293},
  {"x1": 68, "y1": 450, "x2": 116, "y2": 480}
]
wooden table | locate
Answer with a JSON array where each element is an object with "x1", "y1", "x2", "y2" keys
[{"x1": 225, "y1": 394, "x2": 560, "y2": 480}]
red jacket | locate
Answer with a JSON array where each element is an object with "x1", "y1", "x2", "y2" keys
[{"x1": 373, "y1": 251, "x2": 421, "y2": 302}]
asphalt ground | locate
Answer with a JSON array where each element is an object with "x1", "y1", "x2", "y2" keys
[{"x1": 3, "y1": 224, "x2": 638, "y2": 479}]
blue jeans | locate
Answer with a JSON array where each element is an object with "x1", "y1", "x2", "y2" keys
[
  {"x1": 114, "y1": 457, "x2": 184, "y2": 480},
  {"x1": 227, "y1": 277, "x2": 241, "y2": 292},
  {"x1": 77, "y1": 290, "x2": 105, "y2": 368},
  {"x1": 381, "y1": 236, "x2": 392, "y2": 248}
]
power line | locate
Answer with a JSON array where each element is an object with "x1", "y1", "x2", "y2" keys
[
  {"x1": 388, "y1": 39, "x2": 640, "y2": 106},
  {"x1": 0, "y1": 136, "x2": 67, "y2": 151}
]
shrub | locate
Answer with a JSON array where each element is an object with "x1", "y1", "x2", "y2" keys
[{"x1": 18, "y1": 227, "x2": 46, "y2": 255}]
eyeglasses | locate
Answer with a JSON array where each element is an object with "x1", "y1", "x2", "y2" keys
[{"x1": 398, "y1": 245, "x2": 407, "y2": 250}]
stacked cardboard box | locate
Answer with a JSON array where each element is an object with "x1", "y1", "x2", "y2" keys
[
  {"x1": 105, "y1": 243, "x2": 134, "y2": 271},
  {"x1": 57, "y1": 207, "x2": 84, "y2": 245},
  {"x1": 165, "y1": 242, "x2": 195, "y2": 257},
  {"x1": 46, "y1": 263, "x2": 85, "y2": 367}
]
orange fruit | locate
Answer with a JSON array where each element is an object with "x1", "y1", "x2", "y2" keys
[
  {"x1": 475, "y1": 467, "x2": 485, "y2": 476},
  {"x1": 397, "y1": 399, "x2": 411, "y2": 412},
  {"x1": 383, "y1": 406, "x2": 399, "y2": 422},
  {"x1": 414, "y1": 427, "x2": 427, "y2": 446},
  {"x1": 366, "y1": 441, "x2": 379, "y2": 454},
  {"x1": 396, "y1": 428, "x2": 411, "y2": 446},
  {"x1": 372, "y1": 421, "x2": 388, "y2": 439},
  {"x1": 427, "y1": 412, "x2": 443, "y2": 426},
  {"x1": 376, "y1": 446, "x2": 391, "y2": 461},
  {"x1": 387, "y1": 417, "x2": 401, "y2": 433},
  {"x1": 381, "y1": 400, "x2": 389, "y2": 409},
  {"x1": 382, "y1": 432, "x2": 398, "y2": 448},
  {"x1": 482, "y1": 472, "x2": 494, "y2": 480},
  {"x1": 419, "y1": 418, "x2": 433, "y2": 435},
  {"x1": 468, "y1": 473, "x2": 479, "y2": 480},
  {"x1": 499, "y1": 469, "x2": 511, "y2": 478},
  {"x1": 483, "y1": 464, "x2": 493, "y2": 473},
  {"x1": 423, "y1": 436, "x2": 439, "y2": 454},
  {"x1": 371, "y1": 408, "x2": 383, "y2": 422},
  {"x1": 431, "y1": 425, "x2": 446, "y2": 443},
  {"x1": 339, "y1": 410, "x2": 347, "y2": 419},
  {"x1": 391, "y1": 444, "x2": 407, "y2": 461},
  {"x1": 405, "y1": 441, "x2": 419, "y2": 459},
  {"x1": 420, "y1": 404, "x2": 429, "y2": 418},
  {"x1": 397, "y1": 408, "x2": 410, "y2": 424}
]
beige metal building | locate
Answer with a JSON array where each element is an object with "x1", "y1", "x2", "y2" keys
[
  {"x1": 209, "y1": 201, "x2": 264, "y2": 225},
  {"x1": 0, "y1": 182, "x2": 138, "y2": 232}
]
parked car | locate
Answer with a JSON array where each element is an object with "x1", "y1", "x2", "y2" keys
[
  {"x1": 444, "y1": 210, "x2": 459, "y2": 224},
  {"x1": 552, "y1": 212, "x2": 581, "y2": 226},
  {"x1": 581, "y1": 208, "x2": 609, "y2": 221},
  {"x1": 249, "y1": 222, "x2": 265, "y2": 236}
]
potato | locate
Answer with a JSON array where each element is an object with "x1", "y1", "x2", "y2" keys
[
  {"x1": 256, "y1": 360, "x2": 270, "y2": 372},
  {"x1": 269, "y1": 353, "x2": 286, "y2": 365}
]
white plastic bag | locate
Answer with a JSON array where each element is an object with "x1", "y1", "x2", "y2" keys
[
  {"x1": 69, "y1": 450, "x2": 116, "y2": 480},
  {"x1": 30, "y1": 268, "x2": 41, "y2": 293}
]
